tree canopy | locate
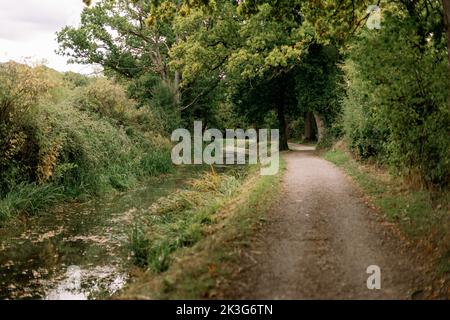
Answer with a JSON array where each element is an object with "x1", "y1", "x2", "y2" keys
[{"x1": 62, "y1": 0, "x2": 450, "y2": 185}]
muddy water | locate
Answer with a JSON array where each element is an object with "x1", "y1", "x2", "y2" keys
[{"x1": 0, "y1": 167, "x2": 205, "y2": 300}]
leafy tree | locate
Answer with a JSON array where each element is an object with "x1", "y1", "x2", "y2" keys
[
  {"x1": 59, "y1": 1, "x2": 171, "y2": 80},
  {"x1": 170, "y1": 0, "x2": 312, "y2": 149},
  {"x1": 58, "y1": 0, "x2": 181, "y2": 123},
  {"x1": 231, "y1": 69, "x2": 298, "y2": 150},
  {"x1": 343, "y1": 5, "x2": 450, "y2": 186},
  {"x1": 168, "y1": 0, "x2": 242, "y2": 127}
]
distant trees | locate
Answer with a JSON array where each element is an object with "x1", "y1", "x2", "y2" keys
[
  {"x1": 58, "y1": 0, "x2": 182, "y2": 129},
  {"x1": 66, "y1": 0, "x2": 450, "y2": 186},
  {"x1": 170, "y1": 0, "x2": 322, "y2": 149},
  {"x1": 295, "y1": 43, "x2": 344, "y2": 145}
]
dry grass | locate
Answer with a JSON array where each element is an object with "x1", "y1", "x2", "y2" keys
[{"x1": 120, "y1": 160, "x2": 286, "y2": 299}]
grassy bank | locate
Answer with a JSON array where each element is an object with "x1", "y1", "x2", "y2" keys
[
  {"x1": 121, "y1": 159, "x2": 286, "y2": 299},
  {"x1": 0, "y1": 102, "x2": 173, "y2": 222},
  {"x1": 0, "y1": 63, "x2": 173, "y2": 224},
  {"x1": 323, "y1": 144, "x2": 450, "y2": 275}
]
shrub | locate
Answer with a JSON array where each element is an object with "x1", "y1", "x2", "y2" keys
[
  {"x1": 0, "y1": 64, "x2": 173, "y2": 221},
  {"x1": 0, "y1": 62, "x2": 53, "y2": 194},
  {"x1": 343, "y1": 9, "x2": 450, "y2": 187},
  {"x1": 140, "y1": 150, "x2": 174, "y2": 177},
  {"x1": 72, "y1": 77, "x2": 135, "y2": 122}
]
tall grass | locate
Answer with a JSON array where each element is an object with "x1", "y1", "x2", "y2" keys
[
  {"x1": 0, "y1": 64, "x2": 174, "y2": 223},
  {"x1": 0, "y1": 102, "x2": 173, "y2": 222},
  {"x1": 0, "y1": 183, "x2": 64, "y2": 221},
  {"x1": 129, "y1": 170, "x2": 244, "y2": 273},
  {"x1": 121, "y1": 160, "x2": 286, "y2": 299}
]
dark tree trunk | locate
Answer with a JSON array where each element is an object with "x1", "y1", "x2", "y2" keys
[
  {"x1": 313, "y1": 113, "x2": 326, "y2": 143},
  {"x1": 304, "y1": 111, "x2": 314, "y2": 142},
  {"x1": 252, "y1": 123, "x2": 260, "y2": 143},
  {"x1": 277, "y1": 104, "x2": 289, "y2": 151},
  {"x1": 443, "y1": 0, "x2": 450, "y2": 71}
]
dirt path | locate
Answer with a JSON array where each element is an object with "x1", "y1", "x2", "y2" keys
[{"x1": 230, "y1": 144, "x2": 427, "y2": 299}]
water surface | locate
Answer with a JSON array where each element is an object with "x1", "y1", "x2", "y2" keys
[{"x1": 0, "y1": 167, "x2": 205, "y2": 300}]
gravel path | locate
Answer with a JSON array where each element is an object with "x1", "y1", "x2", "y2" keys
[{"x1": 231, "y1": 144, "x2": 425, "y2": 299}]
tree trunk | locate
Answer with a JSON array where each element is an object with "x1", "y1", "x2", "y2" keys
[
  {"x1": 443, "y1": 0, "x2": 450, "y2": 71},
  {"x1": 304, "y1": 111, "x2": 314, "y2": 142},
  {"x1": 174, "y1": 0, "x2": 183, "y2": 104},
  {"x1": 174, "y1": 65, "x2": 181, "y2": 104},
  {"x1": 313, "y1": 113, "x2": 326, "y2": 143},
  {"x1": 251, "y1": 123, "x2": 260, "y2": 143},
  {"x1": 277, "y1": 104, "x2": 289, "y2": 151}
]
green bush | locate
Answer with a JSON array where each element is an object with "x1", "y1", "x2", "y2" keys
[
  {"x1": 343, "y1": 9, "x2": 450, "y2": 187},
  {"x1": 0, "y1": 62, "x2": 53, "y2": 194},
  {"x1": 72, "y1": 77, "x2": 135, "y2": 121},
  {"x1": 0, "y1": 63, "x2": 173, "y2": 222},
  {"x1": 342, "y1": 74, "x2": 387, "y2": 160},
  {"x1": 38, "y1": 102, "x2": 173, "y2": 196}
]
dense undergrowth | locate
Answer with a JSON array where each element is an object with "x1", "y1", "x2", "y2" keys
[
  {"x1": 341, "y1": 9, "x2": 450, "y2": 188},
  {"x1": 0, "y1": 62, "x2": 173, "y2": 223}
]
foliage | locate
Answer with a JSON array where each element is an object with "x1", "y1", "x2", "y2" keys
[
  {"x1": 0, "y1": 183, "x2": 64, "y2": 222},
  {"x1": 296, "y1": 43, "x2": 345, "y2": 128},
  {"x1": 64, "y1": 1, "x2": 370, "y2": 147},
  {"x1": 57, "y1": 0, "x2": 182, "y2": 129},
  {"x1": 343, "y1": 6, "x2": 450, "y2": 186},
  {"x1": 170, "y1": 1, "x2": 312, "y2": 148},
  {"x1": 0, "y1": 63, "x2": 173, "y2": 222},
  {"x1": 129, "y1": 169, "x2": 244, "y2": 273},
  {"x1": 58, "y1": 0, "x2": 171, "y2": 80},
  {"x1": 72, "y1": 77, "x2": 136, "y2": 121},
  {"x1": 0, "y1": 62, "x2": 54, "y2": 193}
]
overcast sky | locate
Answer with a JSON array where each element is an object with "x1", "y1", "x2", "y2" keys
[{"x1": 0, "y1": 0, "x2": 96, "y2": 74}]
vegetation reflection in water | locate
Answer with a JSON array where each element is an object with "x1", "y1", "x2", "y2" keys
[{"x1": 0, "y1": 165, "x2": 214, "y2": 300}]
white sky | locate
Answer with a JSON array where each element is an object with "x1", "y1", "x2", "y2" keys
[{"x1": 0, "y1": 0, "x2": 96, "y2": 74}]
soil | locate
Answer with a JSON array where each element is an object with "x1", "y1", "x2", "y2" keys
[{"x1": 228, "y1": 144, "x2": 433, "y2": 299}]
